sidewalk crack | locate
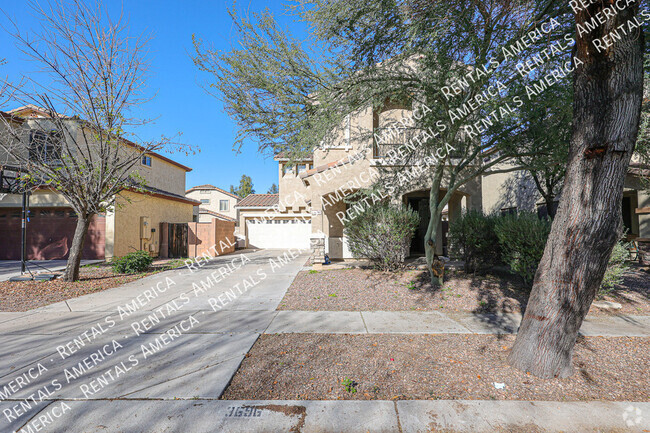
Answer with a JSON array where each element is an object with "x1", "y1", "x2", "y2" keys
[
  {"x1": 116, "y1": 353, "x2": 246, "y2": 399},
  {"x1": 360, "y1": 312, "x2": 369, "y2": 333},
  {"x1": 12, "y1": 400, "x2": 54, "y2": 433},
  {"x1": 261, "y1": 311, "x2": 279, "y2": 335},
  {"x1": 394, "y1": 400, "x2": 403, "y2": 433}
]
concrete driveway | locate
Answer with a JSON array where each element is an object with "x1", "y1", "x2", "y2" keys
[
  {"x1": 0, "y1": 248, "x2": 308, "y2": 432},
  {"x1": 0, "y1": 259, "x2": 103, "y2": 281}
]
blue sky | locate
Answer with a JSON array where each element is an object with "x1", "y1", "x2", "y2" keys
[{"x1": 1, "y1": 0, "x2": 304, "y2": 193}]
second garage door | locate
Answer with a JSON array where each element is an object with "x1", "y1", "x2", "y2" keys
[{"x1": 246, "y1": 218, "x2": 311, "y2": 249}]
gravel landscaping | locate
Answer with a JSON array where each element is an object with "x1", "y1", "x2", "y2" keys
[
  {"x1": 278, "y1": 266, "x2": 650, "y2": 315},
  {"x1": 0, "y1": 260, "x2": 184, "y2": 312},
  {"x1": 222, "y1": 334, "x2": 649, "y2": 401}
]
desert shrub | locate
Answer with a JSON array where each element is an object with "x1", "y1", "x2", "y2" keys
[
  {"x1": 111, "y1": 250, "x2": 153, "y2": 274},
  {"x1": 599, "y1": 239, "x2": 631, "y2": 296},
  {"x1": 448, "y1": 210, "x2": 500, "y2": 273},
  {"x1": 494, "y1": 212, "x2": 551, "y2": 287},
  {"x1": 345, "y1": 202, "x2": 419, "y2": 271}
]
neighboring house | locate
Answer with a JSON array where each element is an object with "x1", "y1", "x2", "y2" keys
[
  {"x1": 236, "y1": 103, "x2": 650, "y2": 262},
  {"x1": 185, "y1": 184, "x2": 240, "y2": 223},
  {"x1": 235, "y1": 192, "x2": 311, "y2": 249},
  {"x1": 0, "y1": 105, "x2": 200, "y2": 260}
]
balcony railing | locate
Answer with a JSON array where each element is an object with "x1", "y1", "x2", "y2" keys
[{"x1": 373, "y1": 127, "x2": 415, "y2": 159}]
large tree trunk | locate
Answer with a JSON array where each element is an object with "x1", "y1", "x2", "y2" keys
[
  {"x1": 508, "y1": 3, "x2": 644, "y2": 378},
  {"x1": 425, "y1": 187, "x2": 444, "y2": 286},
  {"x1": 63, "y1": 213, "x2": 92, "y2": 282}
]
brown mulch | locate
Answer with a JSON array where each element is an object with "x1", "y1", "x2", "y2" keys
[
  {"x1": 0, "y1": 261, "x2": 178, "y2": 312},
  {"x1": 221, "y1": 334, "x2": 649, "y2": 401},
  {"x1": 278, "y1": 266, "x2": 650, "y2": 315}
]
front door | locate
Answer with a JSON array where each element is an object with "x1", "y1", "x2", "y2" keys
[{"x1": 408, "y1": 198, "x2": 429, "y2": 256}]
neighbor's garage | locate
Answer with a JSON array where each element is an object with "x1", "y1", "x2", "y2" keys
[
  {"x1": 245, "y1": 218, "x2": 311, "y2": 249},
  {"x1": 0, "y1": 207, "x2": 105, "y2": 260}
]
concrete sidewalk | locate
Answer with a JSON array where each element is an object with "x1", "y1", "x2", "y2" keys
[
  {"x1": 3, "y1": 399, "x2": 647, "y2": 432},
  {"x1": 265, "y1": 310, "x2": 650, "y2": 337}
]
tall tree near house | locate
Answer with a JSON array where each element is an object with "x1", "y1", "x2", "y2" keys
[
  {"x1": 194, "y1": 0, "x2": 573, "y2": 285},
  {"x1": 0, "y1": 0, "x2": 189, "y2": 281},
  {"x1": 508, "y1": 2, "x2": 645, "y2": 378},
  {"x1": 267, "y1": 183, "x2": 279, "y2": 194},
  {"x1": 230, "y1": 174, "x2": 255, "y2": 198}
]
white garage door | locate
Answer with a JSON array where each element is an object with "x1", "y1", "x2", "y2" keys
[{"x1": 246, "y1": 218, "x2": 311, "y2": 249}]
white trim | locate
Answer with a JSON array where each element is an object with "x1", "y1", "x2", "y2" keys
[{"x1": 241, "y1": 212, "x2": 312, "y2": 218}]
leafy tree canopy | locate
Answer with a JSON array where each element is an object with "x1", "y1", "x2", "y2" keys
[{"x1": 230, "y1": 174, "x2": 255, "y2": 198}]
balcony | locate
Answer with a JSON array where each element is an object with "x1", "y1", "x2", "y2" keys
[{"x1": 373, "y1": 127, "x2": 415, "y2": 159}]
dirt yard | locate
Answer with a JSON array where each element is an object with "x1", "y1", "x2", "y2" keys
[
  {"x1": 0, "y1": 259, "x2": 184, "y2": 311},
  {"x1": 222, "y1": 334, "x2": 649, "y2": 402},
  {"x1": 278, "y1": 266, "x2": 650, "y2": 315}
]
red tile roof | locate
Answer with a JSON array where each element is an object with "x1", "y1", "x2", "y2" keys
[
  {"x1": 235, "y1": 194, "x2": 279, "y2": 208},
  {"x1": 199, "y1": 208, "x2": 237, "y2": 222},
  {"x1": 185, "y1": 184, "x2": 240, "y2": 199},
  {"x1": 273, "y1": 152, "x2": 313, "y2": 161},
  {"x1": 629, "y1": 163, "x2": 650, "y2": 177},
  {"x1": 299, "y1": 151, "x2": 366, "y2": 179}
]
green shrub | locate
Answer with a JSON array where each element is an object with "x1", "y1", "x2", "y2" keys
[
  {"x1": 494, "y1": 212, "x2": 551, "y2": 287},
  {"x1": 448, "y1": 210, "x2": 500, "y2": 273},
  {"x1": 111, "y1": 250, "x2": 153, "y2": 274},
  {"x1": 345, "y1": 202, "x2": 419, "y2": 271},
  {"x1": 599, "y1": 239, "x2": 631, "y2": 296}
]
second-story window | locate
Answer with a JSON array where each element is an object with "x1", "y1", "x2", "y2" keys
[
  {"x1": 141, "y1": 155, "x2": 152, "y2": 167},
  {"x1": 283, "y1": 164, "x2": 293, "y2": 176},
  {"x1": 29, "y1": 130, "x2": 62, "y2": 164},
  {"x1": 220, "y1": 200, "x2": 229, "y2": 211},
  {"x1": 297, "y1": 164, "x2": 307, "y2": 173},
  {"x1": 201, "y1": 199, "x2": 210, "y2": 204}
]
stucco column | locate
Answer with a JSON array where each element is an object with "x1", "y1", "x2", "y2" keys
[
  {"x1": 448, "y1": 194, "x2": 462, "y2": 223},
  {"x1": 638, "y1": 190, "x2": 650, "y2": 239}
]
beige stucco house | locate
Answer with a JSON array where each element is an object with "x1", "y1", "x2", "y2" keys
[
  {"x1": 185, "y1": 184, "x2": 239, "y2": 223},
  {"x1": 235, "y1": 102, "x2": 650, "y2": 262},
  {"x1": 0, "y1": 106, "x2": 199, "y2": 260}
]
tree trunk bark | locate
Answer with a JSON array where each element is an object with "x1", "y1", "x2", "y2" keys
[
  {"x1": 425, "y1": 188, "x2": 444, "y2": 286},
  {"x1": 63, "y1": 213, "x2": 92, "y2": 282},
  {"x1": 508, "y1": 3, "x2": 644, "y2": 378}
]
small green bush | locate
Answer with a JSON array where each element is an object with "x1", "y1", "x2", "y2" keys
[
  {"x1": 111, "y1": 250, "x2": 153, "y2": 274},
  {"x1": 599, "y1": 239, "x2": 631, "y2": 296},
  {"x1": 345, "y1": 202, "x2": 419, "y2": 271},
  {"x1": 448, "y1": 210, "x2": 500, "y2": 273},
  {"x1": 494, "y1": 212, "x2": 551, "y2": 287}
]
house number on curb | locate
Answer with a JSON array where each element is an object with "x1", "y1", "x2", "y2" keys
[{"x1": 224, "y1": 406, "x2": 263, "y2": 417}]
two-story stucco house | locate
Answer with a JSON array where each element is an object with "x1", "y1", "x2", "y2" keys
[
  {"x1": 0, "y1": 105, "x2": 199, "y2": 260},
  {"x1": 234, "y1": 102, "x2": 650, "y2": 263},
  {"x1": 185, "y1": 184, "x2": 239, "y2": 223}
]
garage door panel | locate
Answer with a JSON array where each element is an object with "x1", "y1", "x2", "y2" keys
[
  {"x1": 0, "y1": 208, "x2": 105, "y2": 260},
  {"x1": 246, "y1": 219, "x2": 311, "y2": 250}
]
